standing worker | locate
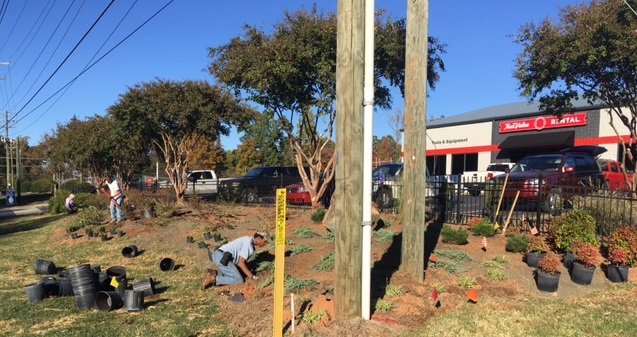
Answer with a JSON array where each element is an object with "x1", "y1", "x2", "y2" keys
[
  {"x1": 202, "y1": 231, "x2": 269, "y2": 289},
  {"x1": 101, "y1": 176, "x2": 125, "y2": 223}
]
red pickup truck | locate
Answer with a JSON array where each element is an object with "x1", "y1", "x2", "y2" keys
[{"x1": 599, "y1": 159, "x2": 634, "y2": 191}]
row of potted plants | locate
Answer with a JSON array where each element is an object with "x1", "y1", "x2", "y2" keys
[{"x1": 525, "y1": 209, "x2": 637, "y2": 292}]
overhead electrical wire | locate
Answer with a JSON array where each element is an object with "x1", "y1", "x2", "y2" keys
[
  {"x1": 12, "y1": 0, "x2": 116, "y2": 120},
  {"x1": 13, "y1": 0, "x2": 175, "y2": 133},
  {"x1": 3, "y1": 0, "x2": 82, "y2": 112},
  {"x1": 0, "y1": 0, "x2": 27, "y2": 57}
]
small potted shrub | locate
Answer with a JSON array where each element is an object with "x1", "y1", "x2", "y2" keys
[
  {"x1": 606, "y1": 246, "x2": 630, "y2": 283},
  {"x1": 536, "y1": 255, "x2": 561, "y2": 292},
  {"x1": 525, "y1": 236, "x2": 549, "y2": 268},
  {"x1": 203, "y1": 229, "x2": 212, "y2": 240},
  {"x1": 607, "y1": 226, "x2": 637, "y2": 266},
  {"x1": 571, "y1": 242, "x2": 600, "y2": 285}
]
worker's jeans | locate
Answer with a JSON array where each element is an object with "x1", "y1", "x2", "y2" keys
[
  {"x1": 110, "y1": 195, "x2": 124, "y2": 222},
  {"x1": 212, "y1": 250, "x2": 244, "y2": 286}
]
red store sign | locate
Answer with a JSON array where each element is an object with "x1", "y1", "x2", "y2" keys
[{"x1": 499, "y1": 113, "x2": 587, "y2": 134}]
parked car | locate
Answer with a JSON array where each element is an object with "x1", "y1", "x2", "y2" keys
[
  {"x1": 219, "y1": 166, "x2": 307, "y2": 203},
  {"x1": 372, "y1": 162, "x2": 445, "y2": 209},
  {"x1": 598, "y1": 159, "x2": 634, "y2": 191},
  {"x1": 491, "y1": 146, "x2": 607, "y2": 214},
  {"x1": 285, "y1": 173, "x2": 335, "y2": 207},
  {"x1": 462, "y1": 162, "x2": 515, "y2": 196},
  {"x1": 185, "y1": 170, "x2": 220, "y2": 197}
]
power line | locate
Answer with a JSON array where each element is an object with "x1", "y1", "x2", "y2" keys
[
  {"x1": 13, "y1": 0, "x2": 116, "y2": 120},
  {"x1": 12, "y1": 0, "x2": 175, "y2": 132}
]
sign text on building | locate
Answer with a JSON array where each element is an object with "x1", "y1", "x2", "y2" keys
[{"x1": 499, "y1": 113, "x2": 587, "y2": 134}]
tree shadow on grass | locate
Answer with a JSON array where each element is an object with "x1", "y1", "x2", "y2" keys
[{"x1": 0, "y1": 214, "x2": 65, "y2": 237}]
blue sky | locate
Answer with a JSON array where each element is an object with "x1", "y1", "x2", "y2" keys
[{"x1": 0, "y1": 0, "x2": 584, "y2": 149}]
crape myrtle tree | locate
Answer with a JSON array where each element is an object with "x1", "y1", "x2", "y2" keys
[
  {"x1": 108, "y1": 79, "x2": 257, "y2": 204},
  {"x1": 209, "y1": 6, "x2": 446, "y2": 209},
  {"x1": 514, "y1": 0, "x2": 637, "y2": 192}
]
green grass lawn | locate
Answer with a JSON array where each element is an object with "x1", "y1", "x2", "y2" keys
[{"x1": 0, "y1": 214, "x2": 229, "y2": 337}]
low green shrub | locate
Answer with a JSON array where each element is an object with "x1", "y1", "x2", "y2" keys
[
  {"x1": 312, "y1": 252, "x2": 334, "y2": 271},
  {"x1": 290, "y1": 244, "x2": 313, "y2": 255},
  {"x1": 375, "y1": 299, "x2": 393, "y2": 312},
  {"x1": 311, "y1": 208, "x2": 326, "y2": 223},
  {"x1": 549, "y1": 209, "x2": 598, "y2": 251},
  {"x1": 457, "y1": 276, "x2": 477, "y2": 289},
  {"x1": 385, "y1": 284, "x2": 403, "y2": 298},
  {"x1": 471, "y1": 220, "x2": 496, "y2": 237},
  {"x1": 505, "y1": 233, "x2": 530, "y2": 253},
  {"x1": 440, "y1": 226, "x2": 469, "y2": 245},
  {"x1": 294, "y1": 227, "x2": 317, "y2": 238},
  {"x1": 301, "y1": 310, "x2": 326, "y2": 324}
]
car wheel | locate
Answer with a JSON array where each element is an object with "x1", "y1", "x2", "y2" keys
[
  {"x1": 542, "y1": 189, "x2": 563, "y2": 215},
  {"x1": 377, "y1": 188, "x2": 393, "y2": 209},
  {"x1": 468, "y1": 187, "x2": 481, "y2": 196},
  {"x1": 240, "y1": 189, "x2": 258, "y2": 203}
]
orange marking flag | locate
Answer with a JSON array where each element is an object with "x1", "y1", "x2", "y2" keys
[{"x1": 467, "y1": 289, "x2": 479, "y2": 303}]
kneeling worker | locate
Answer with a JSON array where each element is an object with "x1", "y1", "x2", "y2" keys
[{"x1": 202, "y1": 231, "x2": 269, "y2": 289}]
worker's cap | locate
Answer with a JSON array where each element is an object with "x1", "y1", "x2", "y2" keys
[{"x1": 255, "y1": 231, "x2": 269, "y2": 242}]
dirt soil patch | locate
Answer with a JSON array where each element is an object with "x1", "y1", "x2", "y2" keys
[{"x1": 59, "y1": 203, "x2": 630, "y2": 336}]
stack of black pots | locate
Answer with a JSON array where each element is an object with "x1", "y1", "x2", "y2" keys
[{"x1": 67, "y1": 264, "x2": 97, "y2": 310}]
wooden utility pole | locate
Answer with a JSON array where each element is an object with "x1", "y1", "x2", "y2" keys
[
  {"x1": 335, "y1": 0, "x2": 365, "y2": 318},
  {"x1": 401, "y1": 0, "x2": 429, "y2": 281}
]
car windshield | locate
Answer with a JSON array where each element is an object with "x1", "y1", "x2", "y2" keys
[
  {"x1": 510, "y1": 155, "x2": 562, "y2": 172},
  {"x1": 245, "y1": 168, "x2": 264, "y2": 177},
  {"x1": 372, "y1": 164, "x2": 402, "y2": 180}
]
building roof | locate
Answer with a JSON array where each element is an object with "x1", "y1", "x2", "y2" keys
[{"x1": 428, "y1": 98, "x2": 604, "y2": 129}]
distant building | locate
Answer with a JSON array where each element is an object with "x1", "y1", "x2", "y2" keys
[{"x1": 426, "y1": 99, "x2": 631, "y2": 175}]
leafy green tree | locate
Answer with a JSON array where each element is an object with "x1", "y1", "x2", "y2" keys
[
  {"x1": 514, "y1": 0, "x2": 637, "y2": 190},
  {"x1": 108, "y1": 79, "x2": 256, "y2": 203},
  {"x1": 209, "y1": 6, "x2": 446, "y2": 208},
  {"x1": 239, "y1": 113, "x2": 294, "y2": 167}
]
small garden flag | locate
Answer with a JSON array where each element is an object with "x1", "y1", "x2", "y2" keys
[
  {"x1": 493, "y1": 222, "x2": 500, "y2": 230},
  {"x1": 530, "y1": 226, "x2": 538, "y2": 235},
  {"x1": 482, "y1": 236, "x2": 487, "y2": 248},
  {"x1": 431, "y1": 288, "x2": 439, "y2": 302},
  {"x1": 110, "y1": 277, "x2": 119, "y2": 289},
  {"x1": 429, "y1": 254, "x2": 437, "y2": 263}
]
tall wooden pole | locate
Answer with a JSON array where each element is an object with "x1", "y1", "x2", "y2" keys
[
  {"x1": 335, "y1": 0, "x2": 365, "y2": 318},
  {"x1": 400, "y1": 0, "x2": 429, "y2": 281}
]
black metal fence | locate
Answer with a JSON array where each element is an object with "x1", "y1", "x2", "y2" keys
[{"x1": 447, "y1": 175, "x2": 635, "y2": 238}]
